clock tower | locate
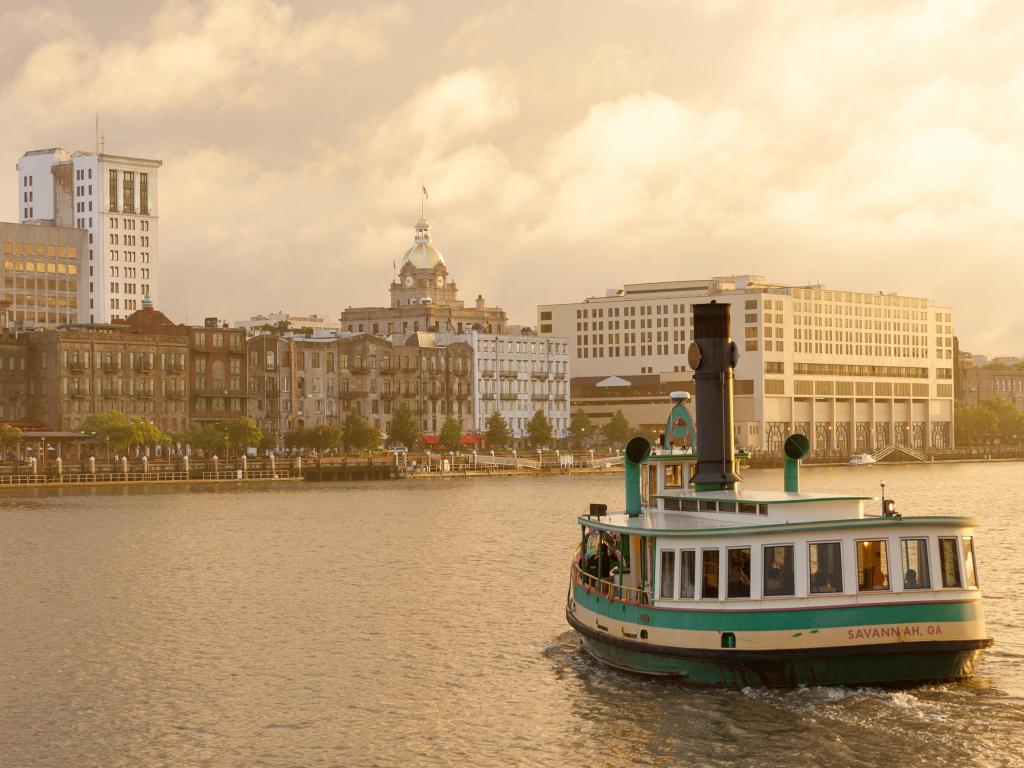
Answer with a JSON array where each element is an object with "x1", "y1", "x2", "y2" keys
[{"x1": 390, "y1": 218, "x2": 460, "y2": 308}]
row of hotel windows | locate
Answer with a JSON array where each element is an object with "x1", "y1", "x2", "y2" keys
[
  {"x1": 3, "y1": 240, "x2": 78, "y2": 258},
  {"x1": 258, "y1": 349, "x2": 471, "y2": 373},
  {"x1": 63, "y1": 377, "x2": 186, "y2": 396},
  {"x1": 657, "y1": 537, "x2": 979, "y2": 601},
  {"x1": 761, "y1": 380, "x2": 946, "y2": 398},
  {"x1": 478, "y1": 339, "x2": 567, "y2": 354},
  {"x1": 109, "y1": 218, "x2": 149, "y2": 231},
  {"x1": 2, "y1": 261, "x2": 79, "y2": 277}
]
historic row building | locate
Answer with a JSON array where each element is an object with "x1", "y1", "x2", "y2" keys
[
  {"x1": 539, "y1": 275, "x2": 955, "y2": 454},
  {"x1": 246, "y1": 331, "x2": 474, "y2": 443}
]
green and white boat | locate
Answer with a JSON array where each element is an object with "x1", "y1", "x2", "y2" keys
[{"x1": 567, "y1": 302, "x2": 992, "y2": 688}]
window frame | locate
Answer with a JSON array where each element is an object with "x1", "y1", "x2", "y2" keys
[
  {"x1": 899, "y1": 537, "x2": 931, "y2": 590},
  {"x1": 807, "y1": 540, "x2": 844, "y2": 595},
  {"x1": 962, "y1": 536, "x2": 979, "y2": 589},
  {"x1": 761, "y1": 543, "x2": 796, "y2": 598},
  {"x1": 855, "y1": 538, "x2": 891, "y2": 593},
  {"x1": 726, "y1": 546, "x2": 752, "y2": 599},
  {"x1": 699, "y1": 547, "x2": 721, "y2": 601},
  {"x1": 938, "y1": 537, "x2": 963, "y2": 589}
]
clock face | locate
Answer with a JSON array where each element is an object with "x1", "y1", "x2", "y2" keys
[
  {"x1": 436, "y1": 275, "x2": 444, "y2": 287},
  {"x1": 405, "y1": 275, "x2": 413, "y2": 287}
]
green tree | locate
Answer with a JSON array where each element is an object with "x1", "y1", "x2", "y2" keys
[
  {"x1": 388, "y1": 402, "x2": 421, "y2": 448},
  {"x1": 81, "y1": 411, "x2": 137, "y2": 453},
  {"x1": 225, "y1": 417, "x2": 263, "y2": 453},
  {"x1": 258, "y1": 432, "x2": 278, "y2": 451},
  {"x1": 0, "y1": 423, "x2": 23, "y2": 457},
  {"x1": 485, "y1": 411, "x2": 511, "y2": 449},
  {"x1": 131, "y1": 418, "x2": 171, "y2": 450},
  {"x1": 307, "y1": 425, "x2": 342, "y2": 453},
  {"x1": 438, "y1": 416, "x2": 463, "y2": 451},
  {"x1": 603, "y1": 410, "x2": 631, "y2": 448},
  {"x1": 526, "y1": 410, "x2": 553, "y2": 448},
  {"x1": 283, "y1": 427, "x2": 309, "y2": 450},
  {"x1": 569, "y1": 409, "x2": 592, "y2": 448},
  {"x1": 175, "y1": 422, "x2": 224, "y2": 454},
  {"x1": 342, "y1": 412, "x2": 379, "y2": 452}
]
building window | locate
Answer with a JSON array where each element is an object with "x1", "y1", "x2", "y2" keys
[
  {"x1": 140, "y1": 173, "x2": 149, "y2": 215},
  {"x1": 122, "y1": 171, "x2": 135, "y2": 214},
  {"x1": 109, "y1": 170, "x2": 118, "y2": 212}
]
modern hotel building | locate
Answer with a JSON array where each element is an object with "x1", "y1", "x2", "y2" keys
[{"x1": 538, "y1": 276, "x2": 955, "y2": 453}]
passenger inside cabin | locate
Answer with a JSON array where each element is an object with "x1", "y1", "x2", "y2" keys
[{"x1": 904, "y1": 568, "x2": 919, "y2": 589}]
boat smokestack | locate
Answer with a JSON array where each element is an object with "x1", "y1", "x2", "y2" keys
[
  {"x1": 624, "y1": 436, "x2": 651, "y2": 517},
  {"x1": 689, "y1": 302, "x2": 742, "y2": 491},
  {"x1": 783, "y1": 434, "x2": 810, "y2": 492}
]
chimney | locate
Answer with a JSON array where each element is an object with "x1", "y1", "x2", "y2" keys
[{"x1": 690, "y1": 302, "x2": 742, "y2": 491}]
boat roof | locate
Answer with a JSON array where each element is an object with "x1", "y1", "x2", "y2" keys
[{"x1": 578, "y1": 511, "x2": 977, "y2": 537}]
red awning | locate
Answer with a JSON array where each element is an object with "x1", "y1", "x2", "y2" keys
[{"x1": 421, "y1": 435, "x2": 440, "y2": 445}]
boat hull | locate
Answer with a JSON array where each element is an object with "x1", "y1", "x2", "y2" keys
[{"x1": 568, "y1": 609, "x2": 989, "y2": 687}]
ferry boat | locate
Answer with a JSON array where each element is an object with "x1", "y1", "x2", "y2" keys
[
  {"x1": 566, "y1": 302, "x2": 991, "y2": 688},
  {"x1": 849, "y1": 453, "x2": 877, "y2": 466}
]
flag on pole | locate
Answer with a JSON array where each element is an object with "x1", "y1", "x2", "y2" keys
[{"x1": 422, "y1": 185, "x2": 428, "y2": 200}]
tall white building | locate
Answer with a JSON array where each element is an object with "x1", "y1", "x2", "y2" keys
[
  {"x1": 17, "y1": 148, "x2": 161, "y2": 323},
  {"x1": 468, "y1": 331, "x2": 571, "y2": 441},
  {"x1": 538, "y1": 276, "x2": 955, "y2": 453}
]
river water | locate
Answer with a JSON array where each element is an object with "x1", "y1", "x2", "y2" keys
[{"x1": 2, "y1": 463, "x2": 1023, "y2": 767}]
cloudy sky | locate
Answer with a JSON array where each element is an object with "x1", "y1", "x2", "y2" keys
[{"x1": 1, "y1": 0, "x2": 1020, "y2": 353}]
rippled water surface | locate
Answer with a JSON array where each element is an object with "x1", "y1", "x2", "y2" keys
[{"x1": 2, "y1": 463, "x2": 1024, "y2": 767}]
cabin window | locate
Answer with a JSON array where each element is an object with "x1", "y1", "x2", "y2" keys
[
  {"x1": 738, "y1": 502, "x2": 757, "y2": 515},
  {"x1": 939, "y1": 538, "x2": 962, "y2": 588},
  {"x1": 763, "y1": 544, "x2": 795, "y2": 596},
  {"x1": 660, "y1": 550, "x2": 675, "y2": 599},
  {"x1": 856, "y1": 540, "x2": 890, "y2": 591},
  {"x1": 663, "y1": 497, "x2": 682, "y2": 511},
  {"x1": 718, "y1": 502, "x2": 737, "y2": 514},
  {"x1": 681, "y1": 499, "x2": 700, "y2": 512},
  {"x1": 700, "y1": 549, "x2": 720, "y2": 599},
  {"x1": 900, "y1": 538, "x2": 931, "y2": 589},
  {"x1": 758, "y1": 505, "x2": 769, "y2": 516},
  {"x1": 809, "y1": 542, "x2": 843, "y2": 594},
  {"x1": 698, "y1": 500, "x2": 716, "y2": 512},
  {"x1": 679, "y1": 550, "x2": 696, "y2": 598},
  {"x1": 963, "y1": 537, "x2": 979, "y2": 588},
  {"x1": 665, "y1": 465, "x2": 684, "y2": 488},
  {"x1": 727, "y1": 547, "x2": 751, "y2": 598}
]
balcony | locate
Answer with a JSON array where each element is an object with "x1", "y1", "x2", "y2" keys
[
  {"x1": 483, "y1": 393, "x2": 497, "y2": 400},
  {"x1": 531, "y1": 371, "x2": 549, "y2": 380},
  {"x1": 102, "y1": 362, "x2": 121, "y2": 372},
  {"x1": 380, "y1": 366, "x2": 396, "y2": 376},
  {"x1": 136, "y1": 391, "x2": 155, "y2": 399},
  {"x1": 167, "y1": 390, "x2": 185, "y2": 399},
  {"x1": 428, "y1": 390, "x2": 442, "y2": 400},
  {"x1": 133, "y1": 363, "x2": 154, "y2": 374},
  {"x1": 380, "y1": 391, "x2": 398, "y2": 400},
  {"x1": 500, "y1": 393, "x2": 518, "y2": 401},
  {"x1": 480, "y1": 370, "x2": 495, "y2": 379},
  {"x1": 265, "y1": 363, "x2": 278, "y2": 371},
  {"x1": 350, "y1": 364, "x2": 369, "y2": 374},
  {"x1": 500, "y1": 371, "x2": 518, "y2": 379},
  {"x1": 69, "y1": 390, "x2": 89, "y2": 399},
  {"x1": 67, "y1": 360, "x2": 86, "y2": 371}
]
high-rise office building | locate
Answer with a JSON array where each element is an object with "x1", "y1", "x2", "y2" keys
[{"x1": 17, "y1": 148, "x2": 161, "y2": 324}]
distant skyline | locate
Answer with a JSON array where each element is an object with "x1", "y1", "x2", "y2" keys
[{"x1": 1, "y1": 0, "x2": 1021, "y2": 354}]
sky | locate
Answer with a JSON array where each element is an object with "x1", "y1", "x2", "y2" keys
[{"x1": 0, "y1": 0, "x2": 1020, "y2": 354}]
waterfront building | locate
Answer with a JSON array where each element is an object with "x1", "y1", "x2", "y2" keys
[
  {"x1": 339, "y1": 217, "x2": 507, "y2": 336},
  {"x1": 246, "y1": 331, "x2": 474, "y2": 446},
  {"x1": 0, "y1": 221, "x2": 86, "y2": 327},
  {"x1": 959, "y1": 363, "x2": 1024, "y2": 410},
  {"x1": 17, "y1": 147, "x2": 162, "y2": 323},
  {"x1": 0, "y1": 332, "x2": 31, "y2": 425},
  {"x1": 467, "y1": 331, "x2": 570, "y2": 442},
  {"x1": 538, "y1": 275, "x2": 955, "y2": 453},
  {"x1": 232, "y1": 312, "x2": 339, "y2": 335},
  {"x1": 26, "y1": 320, "x2": 189, "y2": 434}
]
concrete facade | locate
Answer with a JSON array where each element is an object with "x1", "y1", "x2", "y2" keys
[{"x1": 539, "y1": 276, "x2": 955, "y2": 453}]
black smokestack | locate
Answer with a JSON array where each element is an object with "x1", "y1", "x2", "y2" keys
[{"x1": 690, "y1": 302, "x2": 741, "y2": 490}]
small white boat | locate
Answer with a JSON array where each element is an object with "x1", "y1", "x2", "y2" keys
[{"x1": 850, "y1": 453, "x2": 877, "y2": 466}]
